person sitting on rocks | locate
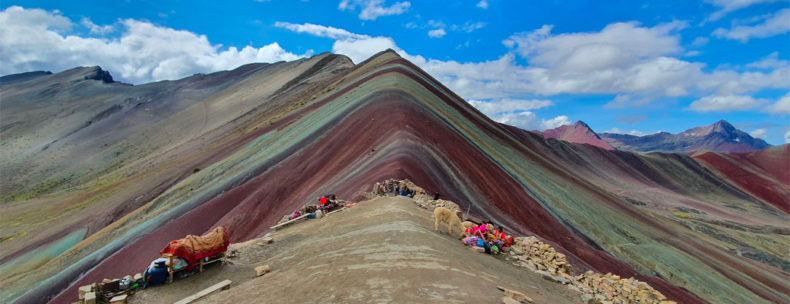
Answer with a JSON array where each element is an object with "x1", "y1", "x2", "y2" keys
[
  {"x1": 491, "y1": 225, "x2": 508, "y2": 252},
  {"x1": 319, "y1": 195, "x2": 338, "y2": 213},
  {"x1": 143, "y1": 260, "x2": 169, "y2": 288}
]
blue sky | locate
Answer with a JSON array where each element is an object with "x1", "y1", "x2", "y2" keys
[{"x1": 1, "y1": 0, "x2": 788, "y2": 144}]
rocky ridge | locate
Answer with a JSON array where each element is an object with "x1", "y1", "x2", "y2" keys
[{"x1": 371, "y1": 179, "x2": 676, "y2": 304}]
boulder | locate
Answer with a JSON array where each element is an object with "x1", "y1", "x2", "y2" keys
[
  {"x1": 261, "y1": 237, "x2": 274, "y2": 244},
  {"x1": 83, "y1": 292, "x2": 96, "y2": 304},
  {"x1": 497, "y1": 286, "x2": 534, "y2": 303},
  {"x1": 501, "y1": 296, "x2": 521, "y2": 304},
  {"x1": 78, "y1": 285, "x2": 92, "y2": 300},
  {"x1": 254, "y1": 265, "x2": 270, "y2": 276},
  {"x1": 539, "y1": 271, "x2": 561, "y2": 283}
]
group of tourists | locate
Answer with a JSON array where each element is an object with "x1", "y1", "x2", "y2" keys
[
  {"x1": 392, "y1": 184, "x2": 416, "y2": 198},
  {"x1": 461, "y1": 221, "x2": 514, "y2": 255}
]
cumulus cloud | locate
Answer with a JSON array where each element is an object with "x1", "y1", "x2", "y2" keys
[
  {"x1": 338, "y1": 0, "x2": 410, "y2": 20},
  {"x1": 540, "y1": 115, "x2": 571, "y2": 129},
  {"x1": 747, "y1": 52, "x2": 789, "y2": 69},
  {"x1": 332, "y1": 36, "x2": 400, "y2": 64},
  {"x1": 80, "y1": 17, "x2": 114, "y2": 34},
  {"x1": 477, "y1": 0, "x2": 489, "y2": 9},
  {"x1": 0, "y1": 6, "x2": 302, "y2": 84},
  {"x1": 504, "y1": 21, "x2": 686, "y2": 73},
  {"x1": 785, "y1": 130, "x2": 790, "y2": 143},
  {"x1": 468, "y1": 99, "x2": 553, "y2": 114},
  {"x1": 467, "y1": 98, "x2": 566, "y2": 130},
  {"x1": 765, "y1": 92, "x2": 790, "y2": 113},
  {"x1": 279, "y1": 21, "x2": 788, "y2": 108},
  {"x1": 486, "y1": 111, "x2": 571, "y2": 130},
  {"x1": 689, "y1": 95, "x2": 767, "y2": 111},
  {"x1": 749, "y1": 128, "x2": 768, "y2": 138},
  {"x1": 428, "y1": 28, "x2": 446, "y2": 38},
  {"x1": 712, "y1": 8, "x2": 790, "y2": 41}
]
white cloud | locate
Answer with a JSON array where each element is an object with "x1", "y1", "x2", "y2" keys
[
  {"x1": 332, "y1": 36, "x2": 399, "y2": 64},
  {"x1": 765, "y1": 92, "x2": 790, "y2": 113},
  {"x1": 338, "y1": 0, "x2": 411, "y2": 20},
  {"x1": 704, "y1": 0, "x2": 779, "y2": 21},
  {"x1": 428, "y1": 28, "x2": 446, "y2": 38},
  {"x1": 477, "y1": 0, "x2": 489, "y2": 9},
  {"x1": 503, "y1": 21, "x2": 685, "y2": 73},
  {"x1": 274, "y1": 22, "x2": 368, "y2": 40},
  {"x1": 468, "y1": 98, "x2": 554, "y2": 114},
  {"x1": 689, "y1": 95, "x2": 767, "y2": 112},
  {"x1": 540, "y1": 115, "x2": 571, "y2": 129},
  {"x1": 749, "y1": 128, "x2": 768, "y2": 138},
  {"x1": 276, "y1": 21, "x2": 403, "y2": 64},
  {"x1": 685, "y1": 50, "x2": 701, "y2": 57},
  {"x1": 747, "y1": 52, "x2": 789, "y2": 69},
  {"x1": 785, "y1": 130, "x2": 790, "y2": 143},
  {"x1": 280, "y1": 21, "x2": 788, "y2": 108},
  {"x1": 485, "y1": 111, "x2": 571, "y2": 131},
  {"x1": 453, "y1": 21, "x2": 486, "y2": 33},
  {"x1": 0, "y1": 6, "x2": 302, "y2": 84},
  {"x1": 80, "y1": 17, "x2": 114, "y2": 34},
  {"x1": 604, "y1": 128, "x2": 651, "y2": 136},
  {"x1": 691, "y1": 36, "x2": 709, "y2": 47},
  {"x1": 466, "y1": 98, "x2": 563, "y2": 130},
  {"x1": 712, "y1": 8, "x2": 790, "y2": 41}
]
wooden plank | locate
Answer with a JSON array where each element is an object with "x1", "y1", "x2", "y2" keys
[
  {"x1": 325, "y1": 207, "x2": 346, "y2": 216},
  {"x1": 269, "y1": 214, "x2": 308, "y2": 230},
  {"x1": 173, "y1": 280, "x2": 232, "y2": 304}
]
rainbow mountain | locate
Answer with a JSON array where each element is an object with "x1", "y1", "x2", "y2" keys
[{"x1": 1, "y1": 50, "x2": 788, "y2": 304}]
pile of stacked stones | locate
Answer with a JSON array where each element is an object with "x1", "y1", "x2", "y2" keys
[
  {"x1": 510, "y1": 236, "x2": 572, "y2": 276},
  {"x1": 572, "y1": 271, "x2": 674, "y2": 304},
  {"x1": 508, "y1": 236, "x2": 675, "y2": 304}
]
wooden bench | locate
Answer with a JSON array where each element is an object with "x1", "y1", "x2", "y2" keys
[{"x1": 173, "y1": 280, "x2": 232, "y2": 304}]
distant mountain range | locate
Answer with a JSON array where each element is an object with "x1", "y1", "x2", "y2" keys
[{"x1": 538, "y1": 120, "x2": 772, "y2": 153}]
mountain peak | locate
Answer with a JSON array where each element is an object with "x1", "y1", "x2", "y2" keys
[
  {"x1": 711, "y1": 119, "x2": 735, "y2": 134},
  {"x1": 538, "y1": 121, "x2": 615, "y2": 150},
  {"x1": 54, "y1": 66, "x2": 115, "y2": 84},
  {"x1": 573, "y1": 120, "x2": 591, "y2": 129}
]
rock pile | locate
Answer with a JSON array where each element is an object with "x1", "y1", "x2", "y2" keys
[
  {"x1": 508, "y1": 236, "x2": 674, "y2": 304},
  {"x1": 511, "y1": 236, "x2": 572, "y2": 276},
  {"x1": 572, "y1": 271, "x2": 674, "y2": 304},
  {"x1": 372, "y1": 179, "x2": 461, "y2": 212}
]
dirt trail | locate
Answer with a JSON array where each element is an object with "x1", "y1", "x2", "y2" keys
[{"x1": 131, "y1": 196, "x2": 582, "y2": 303}]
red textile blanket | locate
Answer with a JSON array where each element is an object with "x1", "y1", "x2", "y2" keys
[{"x1": 160, "y1": 226, "x2": 230, "y2": 270}]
